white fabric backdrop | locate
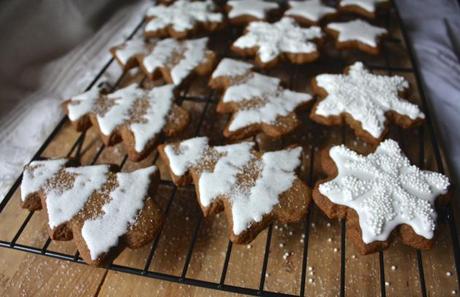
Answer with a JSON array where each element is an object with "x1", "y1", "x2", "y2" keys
[{"x1": 0, "y1": 0, "x2": 459, "y2": 201}]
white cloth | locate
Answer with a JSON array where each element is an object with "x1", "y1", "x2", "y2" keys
[{"x1": 397, "y1": 0, "x2": 460, "y2": 183}]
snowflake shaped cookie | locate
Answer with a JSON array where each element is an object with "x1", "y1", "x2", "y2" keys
[
  {"x1": 21, "y1": 159, "x2": 163, "y2": 265},
  {"x1": 139, "y1": 37, "x2": 216, "y2": 86},
  {"x1": 326, "y1": 19, "x2": 387, "y2": 54},
  {"x1": 285, "y1": 0, "x2": 337, "y2": 25},
  {"x1": 64, "y1": 84, "x2": 189, "y2": 161},
  {"x1": 144, "y1": 0, "x2": 223, "y2": 38},
  {"x1": 232, "y1": 17, "x2": 322, "y2": 67},
  {"x1": 314, "y1": 140, "x2": 449, "y2": 253},
  {"x1": 159, "y1": 137, "x2": 311, "y2": 243},
  {"x1": 226, "y1": 0, "x2": 279, "y2": 24},
  {"x1": 339, "y1": 0, "x2": 389, "y2": 18},
  {"x1": 310, "y1": 62, "x2": 425, "y2": 143},
  {"x1": 209, "y1": 58, "x2": 312, "y2": 139}
]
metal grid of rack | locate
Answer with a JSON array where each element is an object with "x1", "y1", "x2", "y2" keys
[{"x1": 0, "y1": 1, "x2": 459, "y2": 296}]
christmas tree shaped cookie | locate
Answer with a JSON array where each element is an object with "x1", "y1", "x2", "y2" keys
[
  {"x1": 110, "y1": 37, "x2": 154, "y2": 70},
  {"x1": 158, "y1": 137, "x2": 311, "y2": 243},
  {"x1": 209, "y1": 58, "x2": 312, "y2": 140},
  {"x1": 144, "y1": 0, "x2": 223, "y2": 39},
  {"x1": 310, "y1": 62, "x2": 425, "y2": 144},
  {"x1": 313, "y1": 140, "x2": 449, "y2": 254},
  {"x1": 232, "y1": 17, "x2": 322, "y2": 68},
  {"x1": 64, "y1": 84, "x2": 189, "y2": 161},
  {"x1": 21, "y1": 159, "x2": 163, "y2": 266},
  {"x1": 139, "y1": 37, "x2": 216, "y2": 86}
]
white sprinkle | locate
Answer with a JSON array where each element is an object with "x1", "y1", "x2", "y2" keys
[
  {"x1": 446, "y1": 271, "x2": 452, "y2": 277},
  {"x1": 351, "y1": 255, "x2": 356, "y2": 259},
  {"x1": 333, "y1": 248, "x2": 338, "y2": 252},
  {"x1": 452, "y1": 290, "x2": 457, "y2": 295},
  {"x1": 391, "y1": 265, "x2": 397, "y2": 271},
  {"x1": 283, "y1": 252, "x2": 290, "y2": 260},
  {"x1": 247, "y1": 244, "x2": 252, "y2": 249},
  {"x1": 385, "y1": 281, "x2": 390, "y2": 287},
  {"x1": 289, "y1": 231, "x2": 293, "y2": 236},
  {"x1": 301, "y1": 234, "x2": 305, "y2": 239},
  {"x1": 308, "y1": 278, "x2": 314, "y2": 283},
  {"x1": 326, "y1": 222, "x2": 331, "y2": 227},
  {"x1": 300, "y1": 238, "x2": 304, "y2": 244},
  {"x1": 279, "y1": 243, "x2": 284, "y2": 248},
  {"x1": 308, "y1": 266, "x2": 313, "y2": 271},
  {"x1": 327, "y1": 237, "x2": 332, "y2": 242},
  {"x1": 265, "y1": 272, "x2": 270, "y2": 278},
  {"x1": 311, "y1": 223, "x2": 316, "y2": 228}
]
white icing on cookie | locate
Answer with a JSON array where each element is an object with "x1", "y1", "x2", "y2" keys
[
  {"x1": 211, "y1": 58, "x2": 253, "y2": 79},
  {"x1": 141, "y1": 38, "x2": 209, "y2": 85},
  {"x1": 233, "y1": 17, "x2": 322, "y2": 63},
  {"x1": 286, "y1": 0, "x2": 337, "y2": 23},
  {"x1": 163, "y1": 137, "x2": 303, "y2": 235},
  {"x1": 231, "y1": 147, "x2": 302, "y2": 234},
  {"x1": 319, "y1": 139, "x2": 449, "y2": 243},
  {"x1": 227, "y1": 0, "x2": 279, "y2": 19},
  {"x1": 67, "y1": 84, "x2": 175, "y2": 153},
  {"x1": 327, "y1": 19, "x2": 387, "y2": 47},
  {"x1": 46, "y1": 165, "x2": 110, "y2": 229},
  {"x1": 314, "y1": 62, "x2": 425, "y2": 138},
  {"x1": 112, "y1": 38, "x2": 151, "y2": 68},
  {"x1": 211, "y1": 58, "x2": 312, "y2": 132},
  {"x1": 164, "y1": 136, "x2": 209, "y2": 176},
  {"x1": 21, "y1": 159, "x2": 68, "y2": 202},
  {"x1": 82, "y1": 166, "x2": 156, "y2": 260},
  {"x1": 145, "y1": 0, "x2": 222, "y2": 34},
  {"x1": 340, "y1": 0, "x2": 388, "y2": 14}
]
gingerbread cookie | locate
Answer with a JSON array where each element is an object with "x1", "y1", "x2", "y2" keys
[
  {"x1": 144, "y1": 0, "x2": 223, "y2": 39},
  {"x1": 139, "y1": 37, "x2": 216, "y2": 86},
  {"x1": 209, "y1": 58, "x2": 312, "y2": 140},
  {"x1": 339, "y1": 0, "x2": 389, "y2": 19},
  {"x1": 110, "y1": 37, "x2": 153, "y2": 70},
  {"x1": 325, "y1": 19, "x2": 388, "y2": 55},
  {"x1": 64, "y1": 84, "x2": 189, "y2": 161},
  {"x1": 232, "y1": 17, "x2": 322, "y2": 68},
  {"x1": 313, "y1": 139, "x2": 450, "y2": 254},
  {"x1": 310, "y1": 62, "x2": 425, "y2": 144},
  {"x1": 226, "y1": 0, "x2": 279, "y2": 25},
  {"x1": 285, "y1": 0, "x2": 337, "y2": 26},
  {"x1": 21, "y1": 159, "x2": 163, "y2": 266},
  {"x1": 158, "y1": 137, "x2": 311, "y2": 243}
]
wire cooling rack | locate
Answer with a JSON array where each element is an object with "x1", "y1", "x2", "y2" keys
[{"x1": 0, "y1": 1, "x2": 459, "y2": 296}]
